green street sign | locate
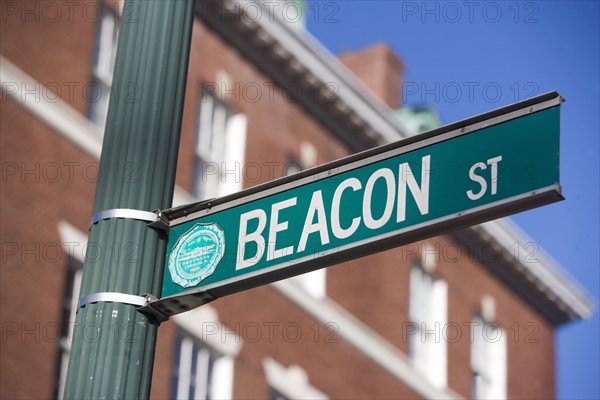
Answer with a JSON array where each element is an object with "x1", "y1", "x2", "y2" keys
[{"x1": 143, "y1": 92, "x2": 563, "y2": 318}]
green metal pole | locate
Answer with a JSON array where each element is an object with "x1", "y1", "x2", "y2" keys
[{"x1": 64, "y1": 0, "x2": 195, "y2": 398}]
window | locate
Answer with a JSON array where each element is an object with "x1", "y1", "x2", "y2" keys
[
  {"x1": 271, "y1": 389, "x2": 290, "y2": 400},
  {"x1": 471, "y1": 299, "x2": 507, "y2": 399},
  {"x1": 55, "y1": 263, "x2": 82, "y2": 399},
  {"x1": 172, "y1": 306, "x2": 241, "y2": 400},
  {"x1": 172, "y1": 335, "x2": 216, "y2": 399},
  {"x1": 193, "y1": 86, "x2": 247, "y2": 200},
  {"x1": 89, "y1": 7, "x2": 119, "y2": 130},
  {"x1": 263, "y1": 358, "x2": 328, "y2": 399},
  {"x1": 408, "y1": 262, "x2": 447, "y2": 389},
  {"x1": 284, "y1": 153, "x2": 302, "y2": 176},
  {"x1": 55, "y1": 222, "x2": 87, "y2": 399}
]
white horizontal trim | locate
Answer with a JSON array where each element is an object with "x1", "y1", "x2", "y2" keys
[
  {"x1": 271, "y1": 280, "x2": 462, "y2": 400},
  {"x1": 173, "y1": 305, "x2": 243, "y2": 357},
  {"x1": 234, "y1": 0, "x2": 407, "y2": 144},
  {"x1": 57, "y1": 221, "x2": 88, "y2": 263},
  {"x1": 478, "y1": 218, "x2": 594, "y2": 319},
  {"x1": 263, "y1": 357, "x2": 328, "y2": 400},
  {"x1": 1, "y1": 55, "x2": 194, "y2": 209},
  {"x1": 1, "y1": 56, "x2": 103, "y2": 159}
]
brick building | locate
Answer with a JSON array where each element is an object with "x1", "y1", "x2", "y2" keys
[{"x1": 0, "y1": 1, "x2": 593, "y2": 399}]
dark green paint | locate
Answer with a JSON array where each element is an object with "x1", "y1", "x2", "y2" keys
[{"x1": 64, "y1": 0, "x2": 194, "y2": 398}]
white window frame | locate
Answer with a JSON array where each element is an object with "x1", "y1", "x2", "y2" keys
[
  {"x1": 408, "y1": 263, "x2": 448, "y2": 389},
  {"x1": 290, "y1": 268, "x2": 326, "y2": 299},
  {"x1": 173, "y1": 335, "x2": 218, "y2": 399},
  {"x1": 89, "y1": 7, "x2": 119, "y2": 130},
  {"x1": 263, "y1": 357, "x2": 328, "y2": 400},
  {"x1": 172, "y1": 306, "x2": 242, "y2": 399},
  {"x1": 471, "y1": 313, "x2": 507, "y2": 399},
  {"x1": 193, "y1": 87, "x2": 246, "y2": 200},
  {"x1": 55, "y1": 222, "x2": 87, "y2": 400}
]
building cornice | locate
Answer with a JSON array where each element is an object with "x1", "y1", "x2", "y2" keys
[
  {"x1": 452, "y1": 220, "x2": 594, "y2": 325},
  {"x1": 196, "y1": 0, "x2": 409, "y2": 152}
]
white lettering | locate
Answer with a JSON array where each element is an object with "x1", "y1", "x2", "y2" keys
[
  {"x1": 398, "y1": 155, "x2": 431, "y2": 222},
  {"x1": 363, "y1": 168, "x2": 396, "y2": 229},
  {"x1": 487, "y1": 155, "x2": 502, "y2": 195},
  {"x1": 267, "y1": 197, "x2": 297, "y2": 261},
  {"x1": 467, "y1": 162, "x2": 487, "y2": 200},
  {"x1": 236, "y1": 209, "x2": 267, "y2": 270},
  {"x1": 298, "y1": 191, "x2": 330, "y2": 252},
  {"x1": 331, "y1": 177, "x2": 362, "y2": 239},
  {"x1": 467, "y1": 155, "x2": 502, "y2": 200}
]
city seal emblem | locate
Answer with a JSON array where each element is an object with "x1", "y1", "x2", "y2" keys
[{"x1": 168, "y1": 223, "x2": 225, "y2": 288}]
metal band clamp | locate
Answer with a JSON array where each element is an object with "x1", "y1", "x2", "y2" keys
[
  {"x1": 90, "y1": 208, "x2": 159, "y2": 229},
  {"x1": 79, "y1": 292, "x2": 156, "y2": 309}
]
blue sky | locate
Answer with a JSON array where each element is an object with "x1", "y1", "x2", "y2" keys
[{"x1": 305, "y1": 1, "x2": 599, "y2": 398}]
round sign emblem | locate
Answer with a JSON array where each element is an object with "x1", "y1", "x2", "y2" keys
[{"x1": 168, "y1": 223, "x2": 225, "y2": 288}]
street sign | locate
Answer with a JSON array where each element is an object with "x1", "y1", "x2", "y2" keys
[{"x1": 143, "y1": 92, "x2": 563, "y2": 318}]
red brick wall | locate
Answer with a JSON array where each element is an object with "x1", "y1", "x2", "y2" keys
[
  {"x1": 1, "y1": 101, "x2": 97, "y2": 399},
  {"x1": 328, "y1": 248, "x2": 412, "y2": 354},
  {"x1": 329, "y1": 236, "x2": 555, "y2": 399},
  {"x1": 219, "y1": 285, "x2": 420, "y2": 399},
  {"x1": 437, "y1": 235, "x2": 555, "y2": 399},
  {"x1": 150, "y1": 321, "x2": 175, "y2": 398},
  {"x1": 0, "y1": 0, "x2": 97, "y2": 115},
  {"x1": 339, "y1": 43, "x2": 405, "y2": 110},
  {"x1": 1, "y1": 3, "x2": 100, "y2": 398}
]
